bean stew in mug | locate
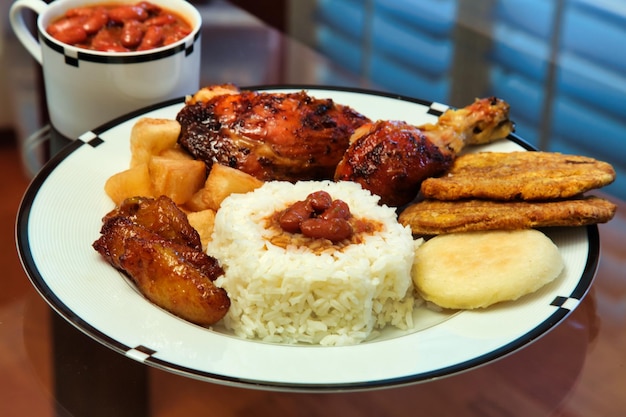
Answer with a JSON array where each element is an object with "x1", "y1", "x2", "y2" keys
[{"x1": 46, "y1": 1, "x2": 192, "y2": 52}]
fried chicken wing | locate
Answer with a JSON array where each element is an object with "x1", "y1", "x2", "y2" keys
[
  {"x1": 176, "y1": 85, "x2": 370, "y2": 181},
  {"x1": 93, "y1": 196, "x2": 229, "y2": 325},
  {"x1": 334, "y1": 97, "x2": 514, "y2": 206}
]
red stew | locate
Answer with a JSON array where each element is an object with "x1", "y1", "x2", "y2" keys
[{"x1": 46, "y1": 1, "x2": 192, "y2": 52}]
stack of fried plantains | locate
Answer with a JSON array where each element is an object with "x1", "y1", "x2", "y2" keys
[
  {"x1": 93, "y1": 195, "x2": 230, "y2": 325},
  {"x1": 398, "y1": 151, "x2": 617, "y2": 235}
]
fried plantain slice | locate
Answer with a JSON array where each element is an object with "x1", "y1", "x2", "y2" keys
[
  {"x1": 93, "y1": 216, "x2": 224, "y2": 281},
  {"x1": 103, "y1": 195, "x2": 202, "y2": 250},
  {"x1": 398, "y1": 196, "x2": 617, "y2": 235},
  {"x1": 420, "y1": 152, "x2": 616, "y2": 201},
  {"x1": 119, "y1": 236, "x2": 230, "y2": 326},
  {"x1": 94, "y1": 195, "x2": 229, "y2": 325}
]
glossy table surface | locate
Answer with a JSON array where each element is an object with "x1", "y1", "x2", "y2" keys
[{"x1": 4, "y1": 1, "x2": 626, "y2": 416}]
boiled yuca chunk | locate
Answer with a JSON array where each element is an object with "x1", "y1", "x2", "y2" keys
[{"x1": 413, "y1": 229, "x2": 564, "y2": 309}]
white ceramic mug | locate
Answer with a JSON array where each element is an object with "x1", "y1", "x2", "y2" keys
[{"x1": 10, "y1": 0, "x2": 202, "y2": 139}]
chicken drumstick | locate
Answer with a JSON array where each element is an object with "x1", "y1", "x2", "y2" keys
[{"x1": 334, "y1": 97, "x2": 515, "y2": 206}]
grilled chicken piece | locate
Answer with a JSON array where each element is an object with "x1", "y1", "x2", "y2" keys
[
  {"x1": 93, "y1": 196, "x2": 229, "y2": 325},
  {"x1": 334, "y1": 121, "x2": 455, "y2": 207},
  {"x1": 176, "y1": 85, "x2": 371, "y2": 181},
  {"x1": 334, "y1": 97, "x2": 514, "y2": 206}
]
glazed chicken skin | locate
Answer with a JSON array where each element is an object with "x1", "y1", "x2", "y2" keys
[
  {"x1": 335, "y1": 97, "x2": 515, "y2": 206},
  {"x1": 334, "y1": 121, "x2": 455, "y2": 207},
  {"x1": 176, "y1": 85, "x2": 371, "y2": 181},
  {"x1": 93, "y1": 196, "x2": 230, "y2": 326}
]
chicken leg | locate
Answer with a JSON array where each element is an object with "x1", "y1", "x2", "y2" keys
[{"x1": 334, "y1": 97, "x2": 514, "y2": 206}]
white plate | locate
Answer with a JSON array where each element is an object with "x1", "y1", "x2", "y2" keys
[{"x1": 16, "y1": 87, "x2": 599, "y2": 391}]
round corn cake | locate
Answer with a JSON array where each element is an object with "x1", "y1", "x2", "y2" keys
[{"x1": 412, "y1": 229, "x2": 564, "y2": 309}]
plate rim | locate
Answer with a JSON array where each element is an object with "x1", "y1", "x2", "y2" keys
[{"x1": 15, "y1": 85, "x2": 600, "y2": 392}]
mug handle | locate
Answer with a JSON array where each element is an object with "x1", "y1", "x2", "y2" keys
[{"x1": 9, "y1": 0, "x2": 49, "y2": 64}]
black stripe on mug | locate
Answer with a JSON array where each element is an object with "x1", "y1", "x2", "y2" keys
[{"x1": 39, "y1": 30, "x2": 200, "y2": 66}]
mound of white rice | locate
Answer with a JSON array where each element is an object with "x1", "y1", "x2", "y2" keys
[{"x1": 208, "y1": 180, "x2": 417, "y2": 346}]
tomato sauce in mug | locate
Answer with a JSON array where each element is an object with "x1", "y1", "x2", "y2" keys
[{"x1": 46, "y1": 1, "x2": 193, "y2": 52}]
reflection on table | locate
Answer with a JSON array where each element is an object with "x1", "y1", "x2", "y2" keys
[{"x1": 289, "y1": 0, "x2": 626, "y2": 201}]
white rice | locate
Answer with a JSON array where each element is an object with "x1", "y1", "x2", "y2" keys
[{"x1": 207, "y1": 180, "x2": 417, "y2": 346}]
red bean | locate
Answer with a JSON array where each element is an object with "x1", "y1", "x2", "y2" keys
[
  {"x1": 145, "y1": 13, "x2": 176, "y2": 26},
  {"x1": 278, "y1": 201, "x2": 312, "y2": 233},
  {"x1": 300, "y1": 218, "x2": 353, "y2": 242},
  {"x1": 108, "y1": 5, "x2": 148, "y2": 23},
  {"x1": 47, "y1": 16, "x2": 84, "y2": 35},
  {"x1": 319, "y1": 199, "x2": 351, "y2": 220},
  {"x1": 82, "y1": 9, "x2": 108, "y2": 34},
  {"x1": 137, "y1": 25, "x2": 164, "y2": 50},
  {"x1": 52, "y1": 25, "x2": 87, "y2": 45},
  {"x1": 120, "y1": 20, "x2": 144, "y2": 48},
  {"x1": 305, "y1": 191, "x2": 332, "y2": 212},
  {"x1": 92, "y1": 30, "x2": 129, "y2": 52}
]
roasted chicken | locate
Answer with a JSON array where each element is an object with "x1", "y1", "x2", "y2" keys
[
  {"x1": 334, "y1": 120, "x2": 455, "y2": 207},
  {"x1": 176, "y1": 85, "x2": 371, "y2": 181},
  {"x1": 176, "y1": 86, "x2": 514, "y2": 206},
  {"x1": 335, "y1": 97, "x2": 515, "y2": 206},
  {"x1": 93, "y1": 196, "x2": 229, "y2": 326}
]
